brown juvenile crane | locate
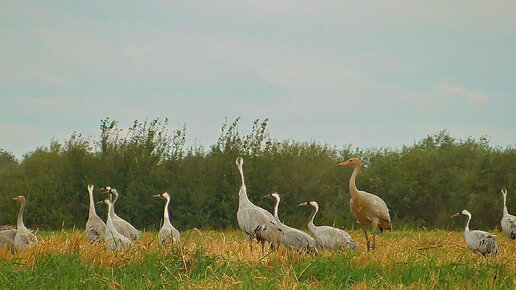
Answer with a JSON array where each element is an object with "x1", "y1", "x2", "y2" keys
[{"x1": 338, "y1": 157, "x2": 391, "y2": 251}]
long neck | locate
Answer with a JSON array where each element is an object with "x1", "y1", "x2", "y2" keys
[
  {"x1": 308, "y1": 205, "x2": 318, "y2": 232},
  {"x1": 164, "y1": 197, "x2": 171, "y2": 222},
  {"x1": 88, "y1": 188, "x2": 97, "y2": 216},
  {"x1": 464, "y1": 215, "x2": 471, "y2": 232},
  {"x1": 503, "y1": 194, "x2": 509, "y2": 216},
  {"x1": 109, "y1": 200, "x2": 115, "y2": 217},
  {"x1": 17, "y1": 202, "x2": 26, "y2": 230},
  {"x1": 349, "y1": 166, "x2": 361, "y2": 199},
  {"x1": 237, "y1": 165, "x2": 251, "y2": 204},
  {"x1": 273, "y1": 197, "x2": 280, "y2": 220},
  {"x1": 106, "y1": 202, "x2": 114, "y2": 227}
]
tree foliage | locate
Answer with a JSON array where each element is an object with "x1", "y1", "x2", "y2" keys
[{"x1": 0, "y1": 119, "x2": 514, "y2": 232}]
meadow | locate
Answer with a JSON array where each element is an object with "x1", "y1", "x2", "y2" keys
[{"x1": 0, "y1": 229, "x2": 514, "y2": 289}]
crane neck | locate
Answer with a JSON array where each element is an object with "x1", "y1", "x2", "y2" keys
[
  {"x1": 238, "y1": 185, "x2": 251, "y2": 205},
  {"x1": 464, "y1": 214, "x2": 471, "y2": 232},
  {"x1": 164, "y1": 197, "x2": 171, "y2": 222},
  {"x1": 503, "y1": 194, "x2": 509, "y2": 216},
  {"x1": 349, "y1": 166, "x2": 362, "y2": 199},
  {"x1": 88, "y1": 188, "x2": 97, "y2": 217},
  {"x1": 17, "y1": 202, "x2": 26, "y2": 230},
  {"x1": 273, "y1": 196, "x2": 280, "y2": 220},
  {"x1": 308, "y1": 205, "x2": 318, "y2": 232}
]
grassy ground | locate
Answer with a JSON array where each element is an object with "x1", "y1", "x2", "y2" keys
[{"x1": 0, "y1": 229, "x2": 514, "y2": 289}]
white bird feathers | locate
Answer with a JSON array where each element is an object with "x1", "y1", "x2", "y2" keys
[{"x1": 500, "y1": 188, "x2": 516, "y2": 240}]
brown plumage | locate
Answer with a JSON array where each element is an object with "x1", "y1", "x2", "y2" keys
[{"x1": 338, "y1": 157, "x2": 392, "y2": 251}]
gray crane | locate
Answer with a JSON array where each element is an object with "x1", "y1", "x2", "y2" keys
[
  {"x1": 451, "y1": 209, "x2": 498, "y2": 257},
  {"x1": 101, "y1": 186, "x2": 140, "y2": 241},
  {"x1": 153, "y1": 192, "x2": 180, "y2": 246},
  {"x1": 338, "y1": 158, "x2": 392, "y2": 251},
  {"x1": 98, "y1": 198, "x2": 132, "y2": 251},
  {"x1": 85, "y1": 184, "x2": 106, "y2": 243},
  {"x1": 298, "y1": 200, "x2": 356, "y2": 250},
  {"x1": 500, "y1": 188, "x2": 516, "y2": 240},
  {"x1": 263, "y1": 192, "x2": 317, "y2": 252},
  {"x1": 12, "y1": 195, "x2": 37, "y2": 252},
  {"x1": 236, "y1": 157, "x2": 282, "y2": 253},
  {"x1": 0, "y1": 225, "x2": 16, "y2": 253}
]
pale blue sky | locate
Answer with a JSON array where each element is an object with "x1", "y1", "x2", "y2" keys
[{"x1": 1, "y1": 1, "x2": 515, "y2": 158}]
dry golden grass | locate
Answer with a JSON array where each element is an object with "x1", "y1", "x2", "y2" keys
[{"x1": 0, "y1": 228, "x2": 514, "y2": 288}]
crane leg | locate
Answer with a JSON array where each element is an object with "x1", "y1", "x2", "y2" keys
[
  {"x1": 372, "y1": 220, "x2": 378, "y2": 250},
  {"x1": 247, "y1": 236, "x2": 253, "y2": 252},
  {"x1": 362, "y1": 227, "x2": 370, "y2": 251},
  {"x1": 261, "y1": 240, "x2": 265, "y2": 254}
]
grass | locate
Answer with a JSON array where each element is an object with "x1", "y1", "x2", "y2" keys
[{"x1": 0, "y1": 229, "x2": 514, "y2": 289}]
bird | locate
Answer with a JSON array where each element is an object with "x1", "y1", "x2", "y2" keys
[
  {"x1": 102, "y1": 186, "x2": 140, "y2": 241},
  {"x1": 85, "y1": 184, "x2": 106, "y2": 243},
  {"x1": 153, "y1": 192, "x2": 180, "y2": 246},
  {"x1": 12, "y1": 195, "x2": 38, "y2": 252},
  {"x1": 0, "y1": 224, "x2": 16, "y2": 253},
  {"x1": 298, "y1": 200, "x2": 356, "y2": 250},
  {"x1": 451, "y1": 209, "x2": 498, "y2": 256},
  {"x1": 500, "y1": 188, "x2": 516, "y2": 240},
  {"x1": 263, "y1": 192, "x2": 317, "y2": 252},
  {"x1": 338, "y1": 157, "x2": 392, "y2": 251},
  {"x1": 98, "y1": 198, "x2": 132, "y2": 251},
  {"x1": 235, "y1": 157, "x2": 282, "y2": 253}
]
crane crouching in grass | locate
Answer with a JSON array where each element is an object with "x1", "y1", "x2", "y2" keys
[
  {"x1": 298, "y1": 200, "x2": 356, "y2": 251},
  {"x1": 451, "y1": 209, "x2": 498, "y2": 257},
  {"x1": 235, "y1": 157, "x2": 282, "y2": 253},
  {"x1": 500, "y1": 188, "x2": 516, "y2": 240},
  {"x1": 337, "y1": 158, "x2": 391, "y2": 251},
  {"x1": 98, "y1": 198, "x2": 132, "y2": 251}
]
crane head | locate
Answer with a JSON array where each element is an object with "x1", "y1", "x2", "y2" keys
[
  {"x1": 337, "y1": 157, "x2": 362, "y2": 168},
  {"x1": 12, "y1": 195, "x2": 26, "y2": 205},
  {"x1": 153, "y1": 192, "x2": 170, "y2": 200},
  {"x1": 235, "y1": 157, "x2": 244, "y2": 167},
  {"x1": 261, "y1": 192, "x2": 280, "y2": 200},
  {"x1": 87, "y1": 184, "x2": 94, "y2": 192},
  {"x1": 501, "y1": 188, "x2": 507, "y2": 198}
]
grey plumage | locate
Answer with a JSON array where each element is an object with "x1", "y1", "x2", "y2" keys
[
  {"x1": 235, "y1": 158, "x2": 282, "y2": 253},
  {"x1": 103, "y1": 187, "x2": 140, "y2": 241},
  {"x1": 264, "y1": 193, "x2": 316, "y2": 252},
  {"x1": 98, "y1": 198, "x2": 132, "y2": 251},
  {"x1": 453, "y1": 209, "x2": 498, "y2": 257},
  {"x1": 153, "y1": 192, "x2": 180, "y2": 246},
  {"x1": 298, "y1": 200, "x2": 356, "y2": 250},
  {"x1": 85, "y1": 184, "x2": 106, "y2": 243},
  {"x1": 12, "y1": 195, "x2": 37, "y2": 252},
  {"x1": 500, "y1": 188, "x2": 516, "y2": 240},
  {"x1": 0, "y1": 225, "x2": 16, "y2": 253}
]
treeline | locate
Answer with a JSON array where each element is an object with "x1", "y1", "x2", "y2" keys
[{"x1": 0, "y1": 118, "x2": 514, "y2": 232}]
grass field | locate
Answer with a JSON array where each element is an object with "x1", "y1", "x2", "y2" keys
[{"x1": 0, "y1": 229, "x2": 514, "y2": 289}]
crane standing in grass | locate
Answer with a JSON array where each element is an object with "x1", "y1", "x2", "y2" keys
[
  {"x1": 102, "y1": 186, "x2": 140, "y2": 241},
  {"x1": 12, "y1": 195, "x2": 37, "y2": 252},
  {"x1": 298, "y1": 200, "x2": 356, "y2": 250},
  {"x1": 98, "y1": 198, "x2": 132, "y2": 251},
  {"x1": 263, "y1": 192, "x2": 316, "y2": 252},
  {"x1": 153, "y1": 192, "x2": 180, "y2": 246},
  {"x1": 236, "y1": 157, "x2": 282, "y2": 253},
  {"x1": 85, "y1": 184, "x2": 106, "y2": 243},
  {"x1": 500, "y1": 188, "x2": 516, "y2": 240},
  {"x1": 338, "y1": 157, "x2": 391, "y2": 251},
  {"x1": 451, "y1": 209, "x2": 498, "y2": 257}
]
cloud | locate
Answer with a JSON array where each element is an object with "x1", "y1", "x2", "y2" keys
[{"x1": 432, "y1": 79, "x2": 489, "y2": 107}]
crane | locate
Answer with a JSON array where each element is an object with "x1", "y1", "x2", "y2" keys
[
  {"x1": 85, "y1": 184, "x2": 106, "y2": 243},
  {"x1": 12, "y1": 195, "x2": 37, "y2": 252},
  {"x1": 263, "y1": 192, "x2": 317, "y2": 252},
  {"x1": 98, "y1": 198, "x2": 132, "y2": 251},
  {"x1": 298, "y1": 200, "x2": 356, "y2": 250},
  {"x1": 338, "y1": 157, "x2": 391, "y2": 251},
  {"x1": 101, "y1": 186, "x2": 140, "y2": 241},
  {"x1": 451, "y1": 209, "x2": 498, "y2": 256},
  {"x1": 500, "y1": 188, "x2": 516, "y2": 240},
  {"x1": 153, "y1": 192, "x2": 180, "y2": 246},
  {"x1": 236, "y1": 157, "x2": 282, "y2": 253}
]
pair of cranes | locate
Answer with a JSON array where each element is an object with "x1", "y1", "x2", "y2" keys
[
  {"x1": 0, "y1": 196, "x2": 38, "y2": 252},
  {"x1": 86, "y1": 184, "x2": 180, "y2": 250}
]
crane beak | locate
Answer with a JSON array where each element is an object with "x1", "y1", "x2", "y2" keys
[
  {"x1": 337, "y1": 161, "x2": 351, "y2": 167},
  {"x1": 297, "y1": 202, "x2": 306, "y2": 207},
  {"x1": 261, "y1": 194, "x2": 270, "y2": 199},
  {"x1": 152, "y1": 194, "x2": 161, "y2": 199},
  {"x1": 450, "y1": 212, "x2": 460, "y2": 218}
]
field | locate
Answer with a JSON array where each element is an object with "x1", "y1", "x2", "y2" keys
[{"x1": 0, "y1": 229, "x2": 514, "y2": 289}]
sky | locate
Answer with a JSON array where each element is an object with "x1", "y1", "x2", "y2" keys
[{"x1": 1, "y1": 1, "x2": 515, "y2": 158}]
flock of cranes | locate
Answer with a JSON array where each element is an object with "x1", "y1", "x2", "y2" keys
[{"x1": 0, "y1": 157, "x2": 514, "y2": 256}]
